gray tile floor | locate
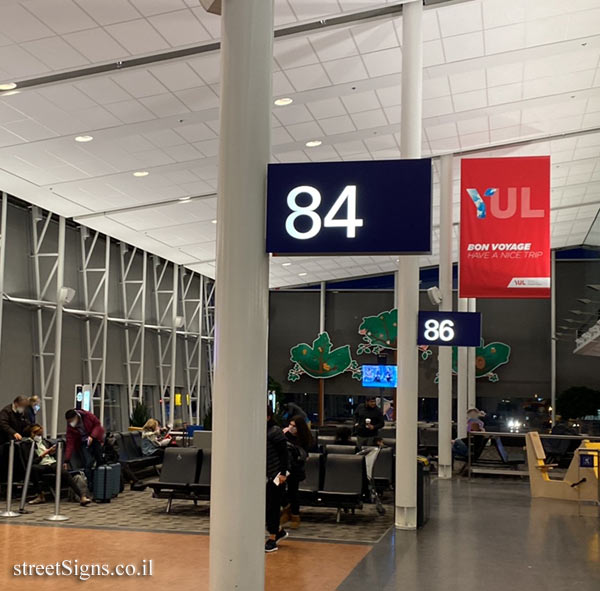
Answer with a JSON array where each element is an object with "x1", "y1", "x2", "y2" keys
[{"x1": 339, "y1": 478, "x2": 600, "y2": 591}]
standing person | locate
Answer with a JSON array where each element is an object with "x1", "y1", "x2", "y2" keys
[
  {"x1": 265, "y1": 406, "x2": 288, "y2": 553},
  {"x1": 26, "y1": 424, "x2": 92, "y2": 507},
  {"x1": 280, "y1": 416, "x2": 312, "y2": 529},
  {"x1": 63, "y1": 409, "x2": 105, "y2": 484},
  {"x1": 354, "y1": 396, "x2": 385, "y2": 447},
  {"x1": 25, "y1": 396, "x2": 41, "y2": 425},
  {"x1": 0, "y1": 395, "x2": 30, "y2": 445}
]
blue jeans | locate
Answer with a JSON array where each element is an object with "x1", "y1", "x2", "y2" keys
[{"x1": 452, "y1": 438, "x2": 469, "y2": 458}]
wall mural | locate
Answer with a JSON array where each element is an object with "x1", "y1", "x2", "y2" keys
[
  {"x1": 287, "y1": 332, "x2": 362, "y2": 383},
  {"x1": 452, "y1": 340, "x2": 511, "y2": 382},
  {"x1": 356, "y1": 307, "x2": 432, "y2": 360},
  {"x1": 286, "y1": 310, "x2": 511, "y2": 383}
]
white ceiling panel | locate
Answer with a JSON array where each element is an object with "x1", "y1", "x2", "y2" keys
[{"x1": 0, "y1": 0, "x2": 597, "y2": 286}]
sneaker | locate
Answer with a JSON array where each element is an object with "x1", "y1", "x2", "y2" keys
[
  {"x1": 275, "y1": 529, "x2": 289, "y2": 543},
  {"x1": 28, "y1": 494, "x2": 45, "y2": 505},
  {"x1": 80, "y1": 496, "x2": 92, "y2": 506},
  {"x1": 265, "y1": 539, "x2": 278, "y2": 553}
]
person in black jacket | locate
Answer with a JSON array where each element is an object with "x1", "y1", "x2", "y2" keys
[
  {"x1": 265, "y1": 406, "x2": 289, "y2": 553},
  {"x1": 0, "y1": 396, "x2": 30, "y2": 445},
  {"x1": 280, "y1": 415, "x2": 312, "y2": 529},
  {"x1": 354, "y1": 396, "x2": 385, "y2": 447}
]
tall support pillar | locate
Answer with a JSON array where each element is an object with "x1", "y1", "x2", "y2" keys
[
  {"x1": 0, "y1": 194, "x2": 7, "y2": 362},
  {"x1": 550, "y1": 250, "x2": 556, "y2": 425},
  {"x1": 457, "y1": 297, "x2": 468, "y2": 439},
  {"x1": 467, "y1": 298, "x2": 477, "y2": 409},
  {"x1": 395, "y1": 0, "x2": 423, "y2": 531},
  {"x1": 438, "y1": 154, "x2": 453, "y2": 479},
  {"x1": 318, "y1": 281, "x2": 326, "y2": 425},
  {"x1": 80, "y1": 229, "x2": 110, "y2": 424},
  {"x1": 50, "y1": 217, "x2": 66, "y2": 439},
  {"x1": 209, "y1": 0, "x2": 273, "y2": 589}
]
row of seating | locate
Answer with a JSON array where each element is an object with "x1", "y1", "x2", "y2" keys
[
  {"x1": 146, "y1": 448, "x2": 211, "y2": 513},
  {"x1": 111, "y1": 431, "x2": 162, "y2": 473}
]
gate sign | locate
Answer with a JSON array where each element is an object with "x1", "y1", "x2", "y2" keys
[
  {"x1": 266, "y1": 160, "x2": 432, "y2": 255},
  {"x1": 460, "y1": 156, "x2": 551, "y2": 299},
  {"x1": 417, "y1": 311, "x2": 482, "y2": 347}
]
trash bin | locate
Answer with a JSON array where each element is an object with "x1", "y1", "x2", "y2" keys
[{"x1": 417, "y1": 456, "x2": 431, "y2": 528}]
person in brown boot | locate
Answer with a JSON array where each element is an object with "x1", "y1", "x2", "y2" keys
[{"x1": 282, "y1": 415, "x2": 312, "y2": 530}]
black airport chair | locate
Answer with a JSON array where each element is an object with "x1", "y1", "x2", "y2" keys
[
  {"x1": 324, "y1": 444, "x2": 356, "y2": 455},
  {"x1": 298, "y1": 453, "x2": 321, "y2": 506},
  {"x1": 190, "y1": 448, "x2": 211, "y2": 500},
  {"x1": 317, "y1": 454, "x2": 364, "y2": 522},
  {"x1": 147, "y1": 448, "x2": 201, "y2": 513}
]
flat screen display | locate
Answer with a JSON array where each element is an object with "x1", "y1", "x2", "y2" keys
[{"x1": 362, "y1": 365, "x2": 397, "y2": 388}]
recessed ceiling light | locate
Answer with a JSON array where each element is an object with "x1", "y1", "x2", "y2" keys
[
  {"x1": 133, "y1": 171, "x2": 149, "y2": 177},
  {"x1": 274, "y1": 97, "x2": 293, "y2": 107},
  {"x1": 75, "y1": 135, "x2": 94, "y2": 143},
  {"x1": 0, "y1": 82, "x2": 17, "y2": 91},
  {"x1": 178, "y1": 196, "x2": 192, "y2": 203},
  {"x1": 282, "y1": 262, "x2": 291, "y2": 267},
  {"x1": 305, "y1": 140, "x2": 322, "y2": 148},
  {"x1": 1, "y1": 90, "x2": 20, "y2": 96},
  {"x1": 298, "y1": 272, "x2": 307, "y2": 277},
  {"x1": 211, "y1": 219, "x2": 217, "y2": 224}
]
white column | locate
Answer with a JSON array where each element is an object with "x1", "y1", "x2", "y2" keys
[
  {"x1": 395, "y1": 0, "x2": 423, "y2": 531},
  {"x1": 50, "y1": 216, "x2": 66, "y2": 439},
  {"x1": 209, "y1": 0, "x2": 273, "y2": 589},
  {"x1": 319, "y1": 281, "x2": 326, "y2": 333},
  {"x1": 457, "y1": 297, "x2": 468, "y2": 439},
  {"x1": 0, "y1": 194, "x2": 7, "y2": 361},
  {"x1": 550, "y1": 250, "x2": 556, "y2": 425},
  {"x1": 438, "y1": 154, "x2": 453, "y2": 479},
  {"x1": 467, "y1": 298, "x2": 477, "y2": 409},
  {"x1": 170, "y1": 264, "x2": 179, "y2": 426}
]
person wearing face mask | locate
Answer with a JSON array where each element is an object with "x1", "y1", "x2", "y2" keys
[
  {"x1": 141, "y1": 418, "x2": 171, "y2": 459},
  {"x1": 26, "y1": 395, "x2": 41, "y2": 425},
  {"x1": 0, "y1": 395, "x2": 30, "y2": 445},
  {"x1": 63, "y1": 408, "x2": 105, "y2": 484},
  {"x1": 280, "y1": 415, "x2": 312, "y2": 529},
  {"x1": 26, "y1": 424, "x2": 92, "y2": 506}
]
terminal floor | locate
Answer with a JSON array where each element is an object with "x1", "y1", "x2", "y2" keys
[
  {"x1": 1, "y1": 524, "x2": 370, "y2": 590},
  {"x1": 338, "y1": 478, "x2": 600, "y2": 591},
  {"x1": 9, "y1": 488, "x2": 392, "y2": 544},
  {"x1": 3, "y1": 479, "x2": 599, "y2": 590}
]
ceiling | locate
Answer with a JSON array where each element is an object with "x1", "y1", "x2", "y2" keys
[{"x1": 0, "y1": 0, "x2": 598, "y2": 287}]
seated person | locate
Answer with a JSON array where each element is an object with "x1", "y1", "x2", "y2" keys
[
  {"x1": 27, "y1": 424, "x2": 92, "y2": 506},
  {"x1": 334, "y1": 426, "x2": 354, "y2": 445},
  {"x1": 141, "y1": 419, "x2": 172, "y2": 458}
]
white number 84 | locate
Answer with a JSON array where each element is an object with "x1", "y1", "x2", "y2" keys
[
  {"x1": 285, "y1": 185, "x2": 364, "y2": 240},
  {"x1": 424, "y1": 319, "x2": 455, "y2": 342}
]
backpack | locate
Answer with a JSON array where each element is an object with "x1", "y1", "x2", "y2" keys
[{"x1": 287, "y1": 441, "x2": 307, "y2": 481}]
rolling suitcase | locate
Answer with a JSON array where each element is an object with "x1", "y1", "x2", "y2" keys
[{"x1": 93, "y1": 464, "x2": 121, "y2": 502}]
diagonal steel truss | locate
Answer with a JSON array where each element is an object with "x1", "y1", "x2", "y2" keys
[
  {"x1": 152, "y1": 256, "x2": 179, "y2": 427},
  {"x1": 120, "y1": 244, "x2": 147, "y2": 417},
  {"x1": 80, "y1": 227, "x2": 110, "y2": 423},
  {"x1": 201, "y1": 277, "x2": 215, "y2": 421},
  {"x1": 30, "y1": 206, "x2": 66, "y2": 438}
]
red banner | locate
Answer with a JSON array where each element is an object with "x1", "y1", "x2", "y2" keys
[{"x1": 460, "y1": 156, "x2": 551, "y2": 299}]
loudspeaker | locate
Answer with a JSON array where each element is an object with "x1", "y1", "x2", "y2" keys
[
  {"x1": 199, "y1": 0, "x2": 221, "y2": 15},
  {"x1": 426, "y1": 286, "x2": 443, "y2": 306}
]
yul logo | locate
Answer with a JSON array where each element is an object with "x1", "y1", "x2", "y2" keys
[{"x1": 466, "y1": 187, "x2": 545, "y2": 220}]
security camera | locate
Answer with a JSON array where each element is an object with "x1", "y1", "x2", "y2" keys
[
  {"x1": 426, "y1": 286, "x2": 443, "y2": 306},
  {"x1": 199, "y1": 0, "x2": 221, "y2": 14}
]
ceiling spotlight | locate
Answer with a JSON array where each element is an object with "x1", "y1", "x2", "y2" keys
[
  {"x1": 178, "y1": 196, "x2": 192, "y2": 203},
  {"x1": 0, "y1": 82, "x2": 17, "y2": 91},
  {"x1": 274, "y1": 97, "x2": 293, "y2": 107},
  {"x1": 1, "y1": 90, "x2": 19, "y2": 96},
  {"x1": 298, "y1": 272, "x2": 307, "y2": 277},
  {"x1": 133, "y1": 171, "x2": 149, "y2": 177},
  {"x1": 282, "y1": 262, "x2": 292, "y2": 267},
  {"x1": 75, "y1": 135, "x2": 94, "y2": 143},
  {"x1": 305, "y1": 140, "x2": 322, "y2": 148},
  {"x1": 211, "y1": 219, "x2": 217, "y2": 224}
]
